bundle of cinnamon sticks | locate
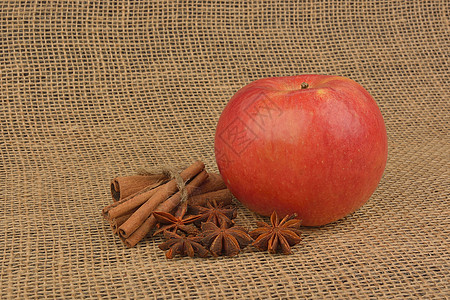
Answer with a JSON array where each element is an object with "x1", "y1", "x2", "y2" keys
[{"x1": 102, "y1": 161, "x2": 234, "y2": 247}]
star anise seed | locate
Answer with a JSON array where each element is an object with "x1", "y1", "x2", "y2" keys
[
  {"x1": 201, "y1": 222, "x2": 253, "y2": 257},
  {"x1": 189, "y1": 199, "x2": 237, "y2": 228},
  {"x1": 249, "y1": 211, "x2": 302, "y2": 255},
  {"x1": 153, "y1": 202, "x2": 201, "y2": 236},
  {"x1": 158, "y1": 231, "x2": 210, "y2": 259}
]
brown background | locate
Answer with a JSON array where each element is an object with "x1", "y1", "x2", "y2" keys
[{"x1": 1, "y1": 1, "x2": 448, "y2": 298}]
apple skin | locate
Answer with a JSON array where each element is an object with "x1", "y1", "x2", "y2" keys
[{"x1": 214, "y1": 75, "x2": 388, "y2": 226}]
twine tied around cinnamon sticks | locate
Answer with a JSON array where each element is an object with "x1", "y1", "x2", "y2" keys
[{"x1": 103, "y1": 161, "x2": 234, "y2": 247}]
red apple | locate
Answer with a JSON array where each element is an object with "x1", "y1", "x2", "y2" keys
[{"x1": 214, "y1": 75, "x2": 388, "y2": 226}]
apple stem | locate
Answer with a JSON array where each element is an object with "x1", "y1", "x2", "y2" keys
[{"x1": 301, "y1": 82, "x2": 309, "y2": 89}]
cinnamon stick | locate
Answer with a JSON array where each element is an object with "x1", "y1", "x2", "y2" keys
[
  {"x1": 109, "y1": 211, "x2": 135, "y2": 235},
  {"x1": 102, "y1": 180, "x2": 164, "y2": 217},
  {"x1": 123, "y1": 169, "x2": 208, "y2": 248},
  {"x1": 107, "y1": 184, "x2": 164, "y2": 220},
  {"x1": 187, "y1": 188, "x2": 233, "y2": 207},
  {"x1": 111, "y1": 174, "x2": 168, "y2": 201},
  {"x1": 118, "y1": 160, "x2": 205, "y2": 239},
  {"x1": 105, "y1": 171, "x2": 225, "y2": 217},
  {"x1": 190, "y1": 173, "x2": 227, "y2": 196}
]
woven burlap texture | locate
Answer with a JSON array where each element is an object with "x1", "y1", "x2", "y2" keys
[{"x1": 1, "y1": 1, "x2": 448, "y2": 299}]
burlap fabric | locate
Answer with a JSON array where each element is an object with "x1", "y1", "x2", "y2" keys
[{"x1": 1, "y1": 1, "x2": 448, "y2": 298}]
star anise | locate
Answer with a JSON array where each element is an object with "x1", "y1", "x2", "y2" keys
[
  {"x1": 158, "y1": 231, "x2": 210, "y2": 259},
  {"x1": 189, "y1": 199, "x2": 237, "y2": 228},
  {"x1": 200, "y1": 222, "x2": 253, "y2": 257},
  {"x1": 153, "y1": 202, "x2": 201, "y2": 236},
  {"x1": 249, "y1": 211, "x2": 302, "y2": 255}
]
